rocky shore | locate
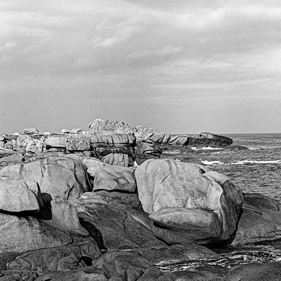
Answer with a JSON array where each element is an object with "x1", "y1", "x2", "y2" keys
[{"x1": 0, "y1": 119, "x2": 281, "y2": 280}]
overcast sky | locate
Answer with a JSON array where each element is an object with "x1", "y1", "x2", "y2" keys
[{"x1": 1, "y1": 0, "x2": 281, "y2": 134}]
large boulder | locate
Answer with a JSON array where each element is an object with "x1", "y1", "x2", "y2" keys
[
  {"x1": 0, "y1": 157, "x2": 91, "y2": 200},
  {"x1": 135, "y1": 159, "x2": 243, "y2": 245},
  {"x1": 0, "y1": 179, "x2": 41, "y2": 213}
]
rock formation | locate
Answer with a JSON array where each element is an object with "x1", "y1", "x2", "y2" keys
[{"x1": 0, "y1": 118, "x2": 277, "y2": 280}]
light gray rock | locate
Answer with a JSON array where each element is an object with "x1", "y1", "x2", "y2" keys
[
  {"x1": 0, "y1": 179, "x2": 41, "y2": 212},
  {"x1": 135, "y1": 159, "x2": 243, "y2": 245}
]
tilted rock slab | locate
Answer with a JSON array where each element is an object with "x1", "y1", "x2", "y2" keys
[
  {"x1": 0, "y1": 157, "x2": 91, "y2": 200},
  {"x1": 135, "y1": 159, "x2": 243, "y2": 245}
]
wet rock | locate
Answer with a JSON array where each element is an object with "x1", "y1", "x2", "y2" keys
[
  {"x1": 225, "y1": 261, "x2": 281, "y2": 281},
  {"x1": 0, "y1": 157, "x2": 91, "y2": 200},
  {"x1": 135, "y1": 159, "x2": 243, "y2": 245}
]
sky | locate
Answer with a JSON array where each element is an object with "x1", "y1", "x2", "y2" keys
[{"x1": 1, "y1": 0, "x2": 281, "y2": 134}]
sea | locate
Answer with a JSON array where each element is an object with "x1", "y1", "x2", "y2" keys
[{"x1": 159, "y1": 133, "x2": 281, "y2": 276}]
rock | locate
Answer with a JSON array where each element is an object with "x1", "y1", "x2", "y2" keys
[
  {"x1": 135, "y1": 142, "x2": 162, "y2": 165},
  {"x1": 0, "y1": 214, "x2": 72, "y2": 254},
  {"x1": 35, "y1": 271, "x2": 107, "y2": 281},
  {"x1": 175, "y1": 270, "x2": 224, "y2": 281},
  {"x1": 0, "y1": 157, "x2": 91, "y2": 200},
  {"x1": 87, "y1": 162, "x2": 136, "y2": 192},
  {"x1": 90, "y1": 134, "x2": 136, "y2": 148},
  {"x1": 76, "y1": 201, "x2": 166, "y2": 250},
  {"x1": 79, "y1": 191, "x2": 141, "y2": 208},
  {"x1": 199, "y1": 132, "x2": 233, "y2": 146},
  {"x1": 44, "y1": 135, "x2": 67, "y2": 148},
  {"x1": 225, "y1": 261, "x2": 281, "y2": 281},
  {"x1": 65, "y1": 135, "x2": 91, "y2": 151},
  {"x1": 0, "y1": 153, "x2": 24, "y2": 165},
  {"x1": 102, "y1": 153, "x2": 129, "y2": 167},
  {"x1": 135, "y1": 159, "x2": 243, "y2": 245},
  {"x1": 134, "y1": 244, "x2": 219, "y2": 265},
  {"x1": 149, "y1": 207, "x2": 221, "y2": 244},
  {"x1": 89, "y1": 119, "x2": 133, "y2": 135},
  {"x1": 42, "y1": 198, "x2": 89, "y2": 236},
  {"x1": 0, "y1": 179, "x2": 41, "y2": 212},
  {"x1": 23, "y1": 127, "x2": 40, "y2": 134},
  {"x1": 232, "y1": 193, "x2": 281, "y2": 245},
  {"x1": 92, "y1": 251, "x2": 152, "y2": 279},
  {"x1": 231, "y1": 209, "x2": 276, "y2": 245},
  {"x1": 16, "y1": 134, "x2": 32, "y2": 148},
  {"x1": 6, "y1": 238, "x2": 101, "y2": 272},
  {"x1": 94, "y1": 146, "x2": 135, "y2": 165},
  {"x1": 242, "y1": 193, "x2": 280, "y2": 212}
]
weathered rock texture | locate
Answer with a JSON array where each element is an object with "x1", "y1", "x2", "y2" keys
[{"x1": 135, "y1": 159, "x2": 243, "y2": 245}]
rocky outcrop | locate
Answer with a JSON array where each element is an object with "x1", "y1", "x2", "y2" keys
[
  {"x1": 135, "y1": 159, "x2": 243, "y2": 245},
  {"x1": 0, "y1": 157, "x2": 91, "y2": 200}
]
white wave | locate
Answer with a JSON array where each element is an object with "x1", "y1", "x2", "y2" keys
[
  {"x1": 202, "y1": 160, "x2": 224, "y2": 165},
  {"x1": 191, "y1": 147, "x2": 223, "y2": 151},
  {"x1": 232, "y1": 160, "x2": 281, "y2": 165}
]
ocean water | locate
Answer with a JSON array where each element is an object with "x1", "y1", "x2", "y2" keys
[
  {"x1": 160, "y1": 133, "x2": 281, "y2": 276},
  {"x1": 201, "y1": 133, "x2": 281, "y2": 201}
]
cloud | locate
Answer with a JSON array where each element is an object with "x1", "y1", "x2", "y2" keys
[{"x1": 1, "y1": 0, "x2": 281, "y2": 133}]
